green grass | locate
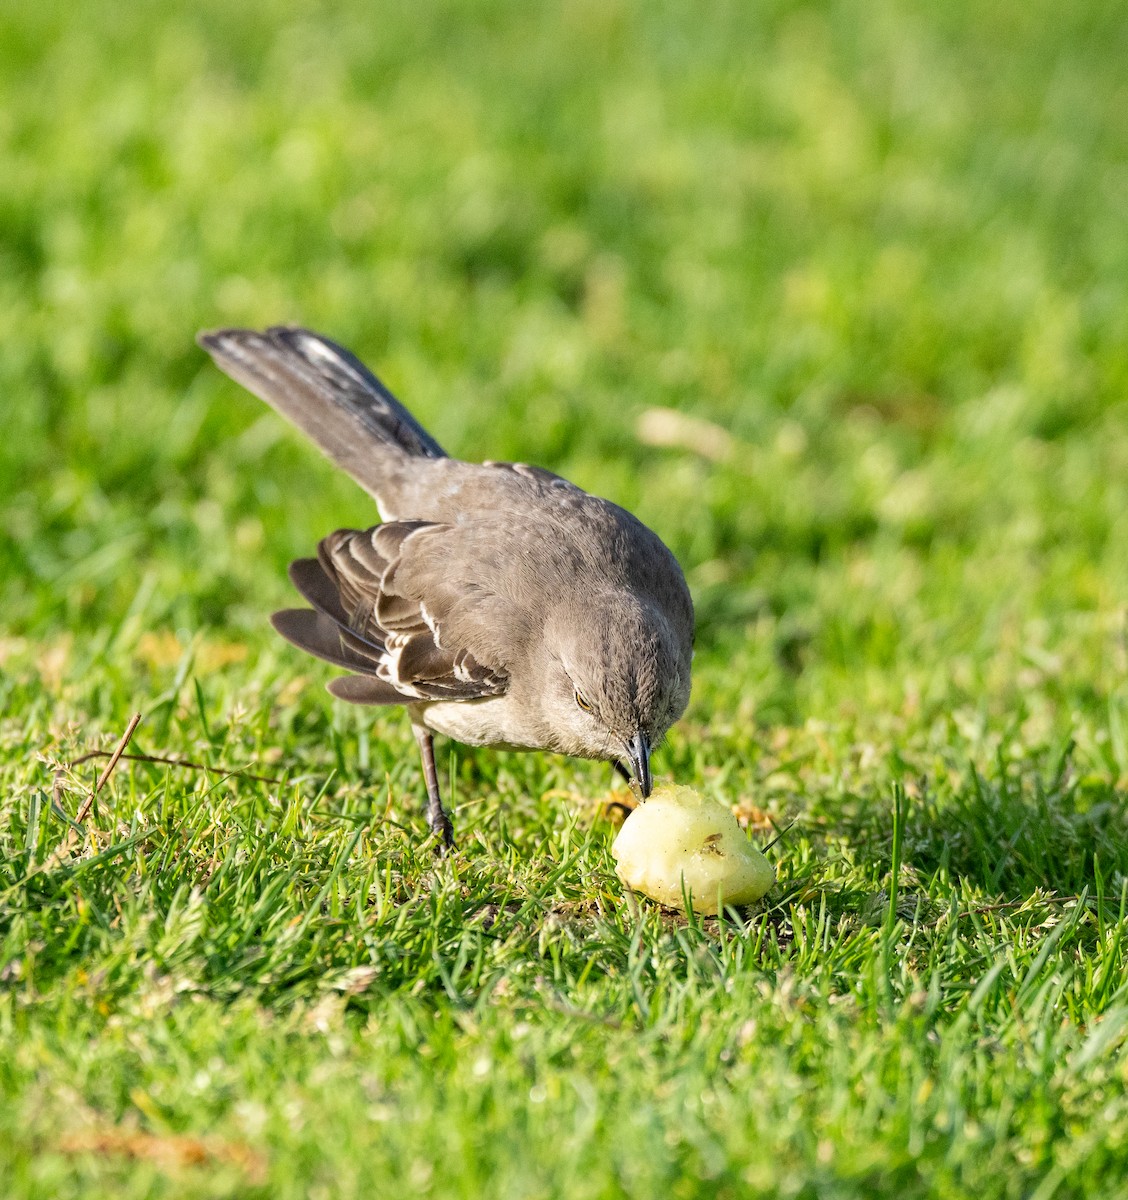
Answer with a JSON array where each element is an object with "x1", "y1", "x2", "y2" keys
[{"x1": 3, "y1": 0, "x2": 1128, "y2": 1195}]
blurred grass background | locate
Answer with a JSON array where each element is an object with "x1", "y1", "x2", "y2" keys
[
  {"x1": 3, "y1": 0, "x2": 1128, "y2": 1196},
  {"x1": 5, "y1": 0, "x2": 1127, "y2": 717}
]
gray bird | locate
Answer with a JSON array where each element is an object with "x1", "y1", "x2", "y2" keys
[{"x1": 197, "y1": 326, "x2": 694, "y2": 847}]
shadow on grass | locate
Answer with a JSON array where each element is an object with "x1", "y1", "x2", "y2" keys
[{"x1": 830, "y1": 748, "x2": 1128, "y2": 901}]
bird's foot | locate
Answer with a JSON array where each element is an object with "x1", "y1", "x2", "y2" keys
[
  {"x1": 427, "y1": 802, "x2": 456, "y2": 854},
  {"x1": 413, "y1": 723, "x2": 456, "y2": 854}
]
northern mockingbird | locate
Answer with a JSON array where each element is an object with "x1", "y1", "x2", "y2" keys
[{"x1": 198, "y1": 326, "x2": 694, "y2": 848}]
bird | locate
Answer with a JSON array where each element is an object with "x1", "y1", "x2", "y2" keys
[{"x1": 197, "y1": 326, "x2": 694, "y2": 848}]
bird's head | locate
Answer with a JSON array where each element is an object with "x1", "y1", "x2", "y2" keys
[{"x1": 544, "y1": 592, "x2": 692, "y2": 795}]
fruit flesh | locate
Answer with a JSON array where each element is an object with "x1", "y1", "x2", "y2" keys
[{"x1": 612, "y1": 784, "x2": 775, "y2": 914}]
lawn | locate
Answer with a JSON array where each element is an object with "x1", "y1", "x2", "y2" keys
[{"x1": 3, "y1": 0, "x2": 1128, "y2": 1195}]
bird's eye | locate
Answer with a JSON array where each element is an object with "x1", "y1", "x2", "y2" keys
[{"x1": 574, "y1": 690, "x2": 593, "y2": 713}]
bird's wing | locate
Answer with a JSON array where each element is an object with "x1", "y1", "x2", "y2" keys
[{"x1": 273, "y1": 521, "x2": 510, "y2": 704}]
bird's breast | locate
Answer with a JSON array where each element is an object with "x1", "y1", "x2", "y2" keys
[{"x1": 415, "y1": 695, "x2": 545, "y2": 751}]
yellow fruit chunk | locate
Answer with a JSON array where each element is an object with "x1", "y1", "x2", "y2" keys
[{"x1": 612, "y1": 784, "x2": 775, "y2": 914}]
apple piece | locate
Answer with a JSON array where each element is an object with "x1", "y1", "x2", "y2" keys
[{"x1": 612, "y1": 784, "x2": 775, "y2": 914}]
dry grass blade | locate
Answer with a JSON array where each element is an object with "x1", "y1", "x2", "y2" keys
[{"x1": 57, "y1": 1127, "x2": 267, "y2": 1184}]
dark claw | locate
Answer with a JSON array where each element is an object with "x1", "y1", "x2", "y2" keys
[{"x1": 428, "y1": 801, "x2": 455, "y2": 853}]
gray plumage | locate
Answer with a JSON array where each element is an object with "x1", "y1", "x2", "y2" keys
[{"x1": 197, "y1": 325, "x2": 694, "y2": 847}]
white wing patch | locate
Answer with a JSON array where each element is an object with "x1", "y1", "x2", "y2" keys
[{"x1": 285, "y1": 522, "x2": 509, "y2": 703}]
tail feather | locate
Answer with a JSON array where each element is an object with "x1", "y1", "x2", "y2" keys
[{"x1": 197, "y1": 325, "x2": 445, "y2": 499}]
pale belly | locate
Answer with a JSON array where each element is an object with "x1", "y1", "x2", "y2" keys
[{"x1": 413, "y1": 696, "x2": 543, "y2": 751}]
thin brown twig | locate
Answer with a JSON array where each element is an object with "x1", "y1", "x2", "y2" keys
[
  {"x1": 64, "y1": 749, "x2": 286, "y2": 787},
  {"x1": 39, "y1": 715, "x2": 290, "y2": 873},
  {"x1": 75, "y1": 713, "x2": 142, "y2": 823}
]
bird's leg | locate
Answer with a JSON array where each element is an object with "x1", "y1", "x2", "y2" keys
[{"x1": 412, "y1": 722, "x2": 455, "y2": 851}]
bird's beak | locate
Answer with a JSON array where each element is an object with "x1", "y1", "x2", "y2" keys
[{"x1": 625, "y1": 730, "x2": 652, "y2": 798}]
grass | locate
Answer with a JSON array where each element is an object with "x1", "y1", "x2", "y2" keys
[{"x1": 3, "y1": 0, "x2": 1128, "y2": 1194}]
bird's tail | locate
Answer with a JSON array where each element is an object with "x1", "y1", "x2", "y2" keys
[{"x1": 197, "y1": 326, "x2": 446, "y2": 497}]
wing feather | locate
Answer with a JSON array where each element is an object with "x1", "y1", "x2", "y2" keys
[
  {"x1": 274, "y1": 522, "x2": 509, "y2": 705},
  {"x1": 271, "y1": 610, "x2": 390, "y2": 677},
  {"x1": 326, "y1": 675, "x2": 410, "y2": 705}
]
